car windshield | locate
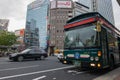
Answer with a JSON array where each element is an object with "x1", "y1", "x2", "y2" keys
[
  {"x1": 64, "y1": 24, "x2": 100, "y2": 48},
  {"x1": 21, "y1": 49, "x2": 31, "y2": 54}
]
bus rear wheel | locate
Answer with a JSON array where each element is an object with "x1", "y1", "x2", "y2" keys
[{"x1": 109, "y1": 56, "x2": 114, "y2": 70}]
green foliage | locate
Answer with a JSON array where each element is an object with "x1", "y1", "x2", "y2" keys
[{"x1": 0, "y1": 30, "x2": 17, "y2": 46}]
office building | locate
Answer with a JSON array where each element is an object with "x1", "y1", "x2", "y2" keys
[
  {"x1": 92, "y1": 0, "x2": 115, "y2": 25},
  {"x1": 0, "y1": 19, "x2": 9, "y2": 31},
  {"x1": 73, "y1": 1, "x2": 90, "y2": 16},
  {"x1": 77, "y1": 0, "x2": 115, "y2": 25},
  {"x1": 48, "y1": 0, "x2": 92, "y2": 54},
  {"x1": 77, "y1": 0, "x2": 92, "y2": 11},
  {"x1": 24, "y1": 0, "x2": 50, "y2": 49},
  {"x1": 48, "y1": 0, "x2": 73, "y2": 52}
]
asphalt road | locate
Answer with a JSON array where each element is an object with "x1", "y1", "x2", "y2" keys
[{"x1": 0, "y1": 56, "x2": 113, "y2": 80}]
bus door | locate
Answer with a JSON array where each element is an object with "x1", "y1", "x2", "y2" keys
[
  {"x1": 117, "y1": 37, "x2": 120, "y2": 62},
  {"x1": 101, "y1": 27, "x2": 109, "y2": 66}
]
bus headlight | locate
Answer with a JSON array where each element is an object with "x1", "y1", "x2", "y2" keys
[
  {"x1": 95, "y1": 57, "x2": 99, "y2": 61},
  {"x1": 90, "y1": 57, "x2": 94, "y2": 61},
  {"x1": 97, "y1": 63, "x2": 101, "y2": 67}
]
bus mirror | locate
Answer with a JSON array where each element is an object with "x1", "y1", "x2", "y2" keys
[{"x1": 96, "y1": 21, "x2": 101, "y2": 32}]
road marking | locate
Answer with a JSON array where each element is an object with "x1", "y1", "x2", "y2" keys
[
  {"x1": 68, "y1": 70, "x2": 77, "y2": 73},
  {"x1": 0, "y1": 65, "x2": 40, "y2": 72},
  {"x1": 53, "y1": 78, "x2": 57, "y2": 80},
  {"x1": 67, "y1": 70, "x2": 87, "y2": 74},
  {"x1": 0, "y1": 66, "x2": 74, "y2": 80},
  {"x1": 75, "y1": 71, "x2": 87, "y2": 74},
  {"x1": 0, "y1": 63, "x2": 8, "y2": 65},
  {"x1": 0, "y1": 62, "x2": 11, "y2": 65},
  {"x1": 32, "y1": 76, "x2": 46, "y2": 80}
]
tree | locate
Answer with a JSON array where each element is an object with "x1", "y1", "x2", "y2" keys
[{"x1": 0, "y1": 30, "x2": 17, "y2": 46}]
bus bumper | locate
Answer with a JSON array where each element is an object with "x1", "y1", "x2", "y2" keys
[{"x1": 73, "y1": 61, "x2": 102, "y2": 69}]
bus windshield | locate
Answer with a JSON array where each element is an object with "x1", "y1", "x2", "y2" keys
[{"x1": 64, "y1": 24, "x2": 100, "y2": 48}]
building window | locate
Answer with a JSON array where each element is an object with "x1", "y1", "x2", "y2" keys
[
  {"x1": 68, "y1": 16, "x2": 72, "y2": 17},
  {"x1": 68, "y1": 11, "x2": 72, "y2": 13}
]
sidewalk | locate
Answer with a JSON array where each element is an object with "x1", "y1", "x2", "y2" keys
[
  {"x1": 114, "y1": 74, "x2": 120, "y2": 80},
  {"x1": 93, "y1": 67, "x2": 120, "y2": 80}
]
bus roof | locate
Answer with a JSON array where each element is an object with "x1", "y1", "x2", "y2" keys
[
  {"x1": 67, "y1": 12, "x2": 114, "y2": 26},
  {"x1": 67, "y1": 12, "x2": 99, "y2": 23},
  {"x1": 65, "y1": 12, "x2": 120, "y2": 35}
]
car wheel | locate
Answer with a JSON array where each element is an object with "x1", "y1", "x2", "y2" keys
[
  {"x1": 18, "y1": 56, "x2": 23, "y2": 62},
  {"x1": 40, "y1": 56, "x2": 45, "y2": 60},
  {"x1": 34, "y1": 58, "x2": 38, "y2": 60}
]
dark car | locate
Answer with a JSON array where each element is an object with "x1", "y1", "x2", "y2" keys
[{"x1": 9, "y1": 48, "x2": 48, "y2": 62}]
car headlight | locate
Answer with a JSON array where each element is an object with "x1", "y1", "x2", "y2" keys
[
  {"x1": 90, "y1": 57, "x2": 94, "y2": 61},
  {"x1": 11, "y1": 54, "x2": 17, "y2": 57}
]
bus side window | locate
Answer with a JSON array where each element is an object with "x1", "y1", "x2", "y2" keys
[
  {"x1": 107, "y1": 32, "x2": 116, "y2": 52},
  {"x1": 117, "y1": 37, "x2": 120, "y2": 61},
  {"x1": 117, "y1": 37, "x2": 120, "y2": 53}
]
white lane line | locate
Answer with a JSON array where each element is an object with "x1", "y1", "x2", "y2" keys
[
  {"x1": 76, "y1": 71, "x2": 87, "y2": 74},
  {"x1": 0, "y1": 63, "x2": 11, "y2": 65},
  {"x1": 0, "y1": 65, "x2": 40, "y2": 72},
  {"x1": 67, "y1": 70, "x2": 87, "y2": 74},
  {"x1": 32, "y1": 76, "x2": 46, "y2": 80},
  {"x1": 0, "y1": 66, "x2": 74, "y2": 80}
]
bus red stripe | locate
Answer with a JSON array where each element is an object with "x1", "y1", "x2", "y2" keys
[
  {"x1": 99, "y1": 18, "x2": 120, "y2": 35},
  {"x1": 64, "y1": 17, "x2": 96, "y2": 29}
]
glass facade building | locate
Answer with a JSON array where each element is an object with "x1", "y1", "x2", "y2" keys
[
  {"x1": 77, "y1": 0, "x2": 92, "y2": 11},
  {"x1": 25, "y1": 0, "x2": 50, "y2": 49}
]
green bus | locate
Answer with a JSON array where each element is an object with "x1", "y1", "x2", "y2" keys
[{"x1": 64, "y1": 12, "x2": 120, "y2": 69}]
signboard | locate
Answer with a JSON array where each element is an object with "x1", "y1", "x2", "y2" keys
[
  {"x1": 15, "y1": 29, "x2": 24, "y2": 36},
  {"x1": 20, "y1": 29, "x2": 24, "y2": 36},
  {"x1": 57, "y1": 1, "x2": 72, "y2": 8},
  {"x1": 74, "y1": 52, "x2": 80, "y2": 59},
  {"x1": 51, "y1": 1, "x2": 56, "y2": 9},
  {"x1": 28, "y1": 0, "x2": 45, "y2": 10},
  {"x1": 15, "y1": 30, "x2": 20, "y2": 36}
]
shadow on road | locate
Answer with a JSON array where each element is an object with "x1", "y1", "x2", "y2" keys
[{"x1": 65, "y1": 64, "x2": 120, "y2": 78}]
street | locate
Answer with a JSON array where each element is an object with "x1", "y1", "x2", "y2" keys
[{"x1": 0, "y1": 56, "x2": 115, "y2": 80}]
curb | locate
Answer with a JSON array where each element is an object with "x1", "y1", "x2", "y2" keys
[{"x1": 93, "y1": 67, "x2": 120, "y2": 80}]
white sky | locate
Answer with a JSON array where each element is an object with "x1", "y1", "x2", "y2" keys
[{"x1": 0, "y1": 0, "x2": 119, "y2": 31}]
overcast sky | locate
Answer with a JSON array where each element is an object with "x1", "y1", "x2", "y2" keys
[{"x1": 0, "y1": 0, "x2": 119, "y2": 31}]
